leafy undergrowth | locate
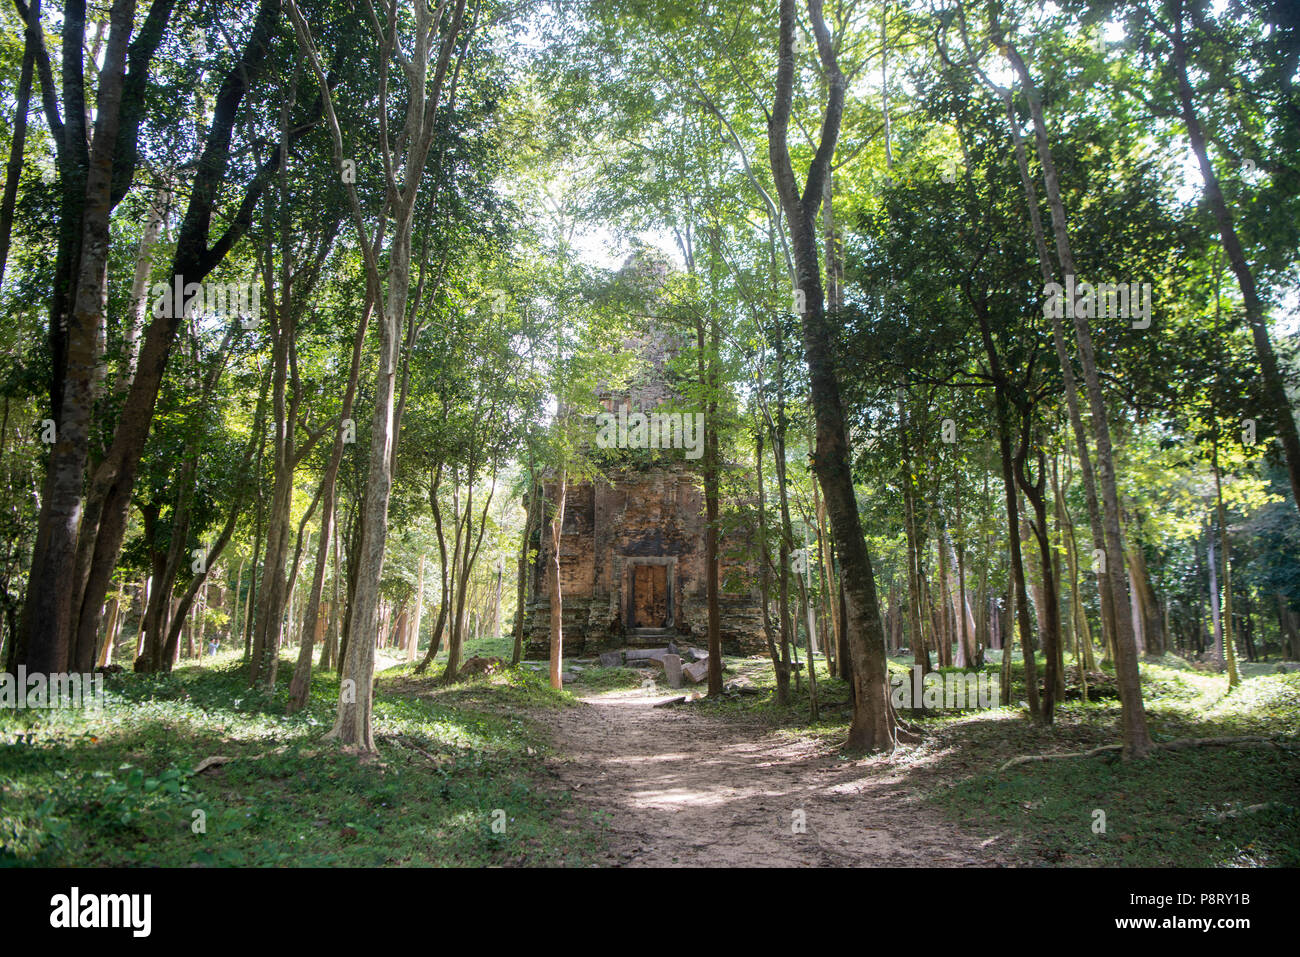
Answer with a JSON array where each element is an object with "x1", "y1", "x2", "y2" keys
[
  {"x1": 915, "y1": 663, "x2": 1300, "y2": 867},
  {"x1": 0, "y1": 655, "x2": 607, "y2": 867}
]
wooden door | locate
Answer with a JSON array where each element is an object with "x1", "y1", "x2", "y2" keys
[{"x1": 633, "y1": 564, "x2": 669, "y2": 627}]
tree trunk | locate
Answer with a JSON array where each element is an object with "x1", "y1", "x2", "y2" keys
[
  {"x1": 329, "y1": 286, "x2": 400, "y2": 751},
  {"x1": 993, "y1": 71, "x2": 1120, "y2": 675},
  {"x1": 1212, "y1": 448, "x2": 1241, "y2": 687},
  {"x1": 701, "y1": 304, "x2": 723, "y2": 698},
  {"x1": 287, "y1": 288, "x2": 372, "y2": 710},
  {"x1": 408, "y1": 554, "x2": 426, "y2": 663},
  {"x1": 1014, "y1": 409, "x2": 1060, "y2": 722},
  {"x1": 1125, "y1": 521, "x2": 1164, "y2": 658},
  {"x1": 898, "y1": 391, "x2": 931, "y2": 682},
  {"x1": 974, "y1": 300, "x2": 1040, "y2": 719},
  {"x1": 230, "y1": 559, "x2": 244, "y2": 654},
  {"x1": 1208, "y1": 526, "x2": 1223, "y2": 665},
  {"x1": 99, "y1": 595, "x2": 119, "y2": 667},
  {"x1": 1167, "y1": 7, "x2": 1300, "y2": 517},
  {"x1": 0, "y1": 21, "x2": 34, "y2": 290},
  {"x1": 321, "y1": 518, "x2": 342, "y2": 671},
  {"x1": 510, "y1": 478, "x2": 539, "y2": 666},
  {"x1": 768, "y1": 0, "x2": 895, "y2": 752},
  {"x1": 16, "y1": 0, "x2": 137, "y2": 676},
  {"x1": 813, "y1": 476, "x2": 839, "y2": 677},
  {"x1": 1001, "y1": 35, "x2": 1154, "y2": 758},
  {"x1": 548, "y1": 467, "x2": 567, "y2": 690},
  {"x1": 116, "y1": 186, "x2": 168, "y2": 393},
  {"x1": 756, "y1": 430, "x2": 789, "y2": 704},
  {"x1": 66, "y1": 0, "x2": 288, "y2": 677}
]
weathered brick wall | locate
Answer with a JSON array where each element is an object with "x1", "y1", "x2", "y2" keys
[
  {"x1": 526, "y1": 261, "x2": 765, "y2": 659},
  {"x1": 524, "y1": 465, "x2": 765, "y2": 658}
]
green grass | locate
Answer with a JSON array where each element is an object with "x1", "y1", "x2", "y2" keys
[
  {"x1": 6, "y1": 639, "x2": 1293, "y2": 868},
  {"x1": 446, "y1": 633, "x2": 515, "y2": 663},
  {"x1": 0, "y1": 654, "x2": 607, "y2": 867},
  {"x1": 918, "y1": 663, "x2": 1300, "y2": 866}
]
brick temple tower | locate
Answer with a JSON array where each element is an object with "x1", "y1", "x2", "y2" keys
[{"x1": 523, "y1": 255, "x2": 764, "y2": 658}]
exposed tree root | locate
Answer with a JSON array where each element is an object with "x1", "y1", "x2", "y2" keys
[
  {"x1": 998, "y1": 744, "x2": 1122, "y2": 771},
  {"x1": 999, "y1": 735, "x2": 1299, "y2": 772},
  {"x1": 1211, "y1": 801, "x2": 1286, "y2": 821}
]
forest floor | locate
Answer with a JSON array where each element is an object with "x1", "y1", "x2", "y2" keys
[
  {"x1": 540, "y1": 679, "x2": 1004, "y2": 866},
  {"x1": 532, "y1": 652, "x2": 1300, "y2": 867},
  {"x1": 2, "y1": 643, "x2": 1296, "y2": 867}
]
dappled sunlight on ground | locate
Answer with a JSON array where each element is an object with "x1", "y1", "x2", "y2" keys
[{"x1": 544, "y1": 684, "x2": 1006, "y2": 867}]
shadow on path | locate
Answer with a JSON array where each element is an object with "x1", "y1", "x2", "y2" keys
[{"x1": 545, "y1": 688, "x2": 1009, "y2": 867}]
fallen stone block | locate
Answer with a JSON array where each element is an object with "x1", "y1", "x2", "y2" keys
[
  {"x1": 683, "y1": 660, "x2": 709, "y2": 684},
  {"x1": 663, "y1": 654, "x2": 683, "y2": 688}
]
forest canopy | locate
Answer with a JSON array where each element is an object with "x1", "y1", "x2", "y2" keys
[{"x1": 0, "y1": 0, "x2": 1297, "y2": 875}]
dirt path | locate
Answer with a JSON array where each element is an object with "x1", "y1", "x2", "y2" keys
[{"x1": 544, "y1": 687, "x2": 1009, "y2": 867}]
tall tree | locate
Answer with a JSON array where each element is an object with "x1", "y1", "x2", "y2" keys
[
  {"x1": 288, "y1": 0, "x2": 471, "y2": 751},
  {"x1": 769, "y1": 0, "x2": 896, "y2": 752}
]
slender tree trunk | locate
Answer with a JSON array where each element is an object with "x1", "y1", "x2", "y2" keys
[
  {"x1": 250, "y1": 278, "x2": 296, "y2": 685},
  {"x1": 116, "y1": 186, "x2": 168, "y2": 393},
  {"x1": 1001, "y1": 36, "x2": 1154, "y2": 757},
  {"x1": 229, "y1": 559, "x2": 244, "y2": 655},
  {"x1": 442, "y1": 472, "x2": 495, "y2": 683},
  {"x1": 1001, "y1": 568, "x2": 1016, "y2": 705},
  {"x1": 329, "y1": 255, "x2": 405, "y2": 751},
  {"x1": 548, "y1": 468, "x2": 567, "y2": 691},
  {"x1": 1167, "y1": 7, "x2": 1300, "y2": 517},
  {"x1": 0, "y1": 24, "x2": 34, "y2": 291},
  {"x1": 1125, "y1": 517, "x2": 1165, "y2": 657},
  {"x1": 769, "y1": 0, "x2": 895, "y2": 752},
  {"x1": 321, "y1": 512, "x2": 341, "y2": 671},
  {"x1": 702, "y1": 304, "x2": 723, "y2": 698},
  {"x1": 995, "y1": 75, "x2": 1120, "y2": 672},
  {"x1": 973, "y1": 298, "x2": 1040, "y2": 719},
  {"x1": 767, "y1": 325, "x2": 798, "y2": 702},
  {"x1": 898, "y1": 391, "x2": 931, "y2": 682},
  {"x1": 1212, "y1": 446, "x2": 1242, "y2": 687},
  {"x1": 510, "y1": 478, "x2": 539, "y2": 666},
  {"x1": 756, "y1": 429, "x2": 788, "y2": 704},
  {"x1": 287, "y1": 289, "x2": 372, "y2": 711},
  {"x1": 1208, "y1": 525, "x2": 1223, "y2": 665},
  {"x1": 98, "y1": 594, "x2": 119, "y2": 667},
  {"x1": 813, "y1": 476, "x2": 839, "y2": 676},
  {"x1": 796, "y1": 536, "x2": 820, "y2": 720},
  {"x1": 17, "y1": 0, "x2": 137, "y2": 675},
  {"x1": 407, "y1": 554, "x2": 425, "y2": 663},
  {"x1": 1013, "y1": 407, "x2": 1060, "y2": 721}
]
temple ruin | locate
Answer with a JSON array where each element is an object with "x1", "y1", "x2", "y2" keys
[{"x1": 523, "y1": 263, "x2": 765, "y2": 658}]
